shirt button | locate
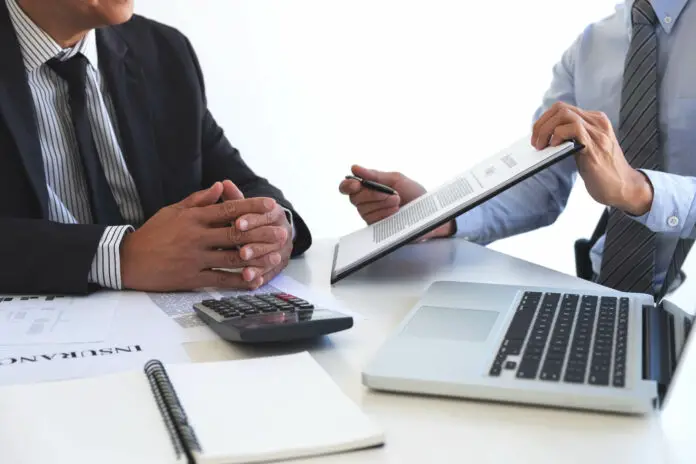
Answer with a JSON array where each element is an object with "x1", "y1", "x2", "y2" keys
[
  {"x1": 664, "y1": 16, "x2": 672, "y2": 24},
  {"x1": 667, "y1": 216, "x2": 679, "y2": 227}
]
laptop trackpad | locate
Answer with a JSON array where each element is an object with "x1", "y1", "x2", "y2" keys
[{"x1": 402, "y1": 306, "x2": 498, "y2": 342}]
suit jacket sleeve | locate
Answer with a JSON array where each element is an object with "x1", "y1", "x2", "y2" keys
[
  {"x1": 182, "y1": 37, "x2": 312, "y2": 257},
  {"x1": 0, "y1": 218, "x2": 105, "y2": 294}
]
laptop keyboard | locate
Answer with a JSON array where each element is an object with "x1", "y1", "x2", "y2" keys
[{"x1": 489, "y1": 292, "x2": 629, "y2": 388}]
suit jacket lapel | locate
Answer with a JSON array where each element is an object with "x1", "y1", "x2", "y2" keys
[
  {"x1": 0, "y1": 2, "x2": 49, "y2": 217},
  {"x1": 96, "y1": 27, "x2": 163, "y2": 219}
]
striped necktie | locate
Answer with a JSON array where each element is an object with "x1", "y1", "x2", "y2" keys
[
  {"x1": 597, "y1": 0, "x2": 693, "y2": 295},
  {"x1": 597, "y1": 0, "x2": 662, "y2": 293}
]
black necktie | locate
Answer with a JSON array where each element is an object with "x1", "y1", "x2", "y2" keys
[{"x1": 47, "y1": 54, "x2": 124, "y2": 225}]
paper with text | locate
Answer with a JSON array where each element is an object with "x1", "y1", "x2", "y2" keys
[
  {"x1": 0, "y1": 338, "x2": 189, "y2": 386},
  {"x1": 332, "y1": 137, "x2": 577, "y2": 280},
  {"x1": 0, "y1": 293, "x2": 117, "y2": 346}
]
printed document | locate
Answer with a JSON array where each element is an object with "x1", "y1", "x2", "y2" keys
[
  {"x1": 0, "y1": 338, "x2": 189, "y2": 387},
  {"x1": 0, "y1": 290, "x2": 189, "y2": 386},
  {"x1": 0, "y1": 293, "x2": 117, "y2": 346},
  {"x1": 331, "y1": 137, "x2": 580, "y2": 283}
]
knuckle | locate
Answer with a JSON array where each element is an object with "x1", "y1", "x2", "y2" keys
[
  {"x1": 388, "y1": 171, "x2": 403, "y2": 182},
  {"x1": 249, "y1": 243, "x2": 264, "y2": 256},
  {"x1": 222, "y1": 201, "x2": 237, "y2": 218},
  {"x1": 598, "y1": 133, "x2": 612, "y2": 150},
  {"x1": 189, "y1": 228, "x2": 206, "y2": 244},
  {"x1": 216, "y1": 272, "x2": 231, "y2": 287},
  {"x1": 257, "y1": 198, "x2": 271, "y2": 212},
  {"x1": 273, "y1": 226, "x2": 286, "y2": 242},
  {"x1": 227, "y1": 226, "x2": 242, "y2": 243},
  {"x1": 169, "y1": 202, "x2": 185, "y2": 212},
  {"x1": 227, "y1": 252, "x2": 241, "y2": 267}
]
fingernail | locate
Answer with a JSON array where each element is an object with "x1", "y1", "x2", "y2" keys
[
  {"x1": 242, "y1": 248, "x2": 253, "y2": 260},
  {"x1": 238, "y1": 219, "x2": 248, "y2": 231},
  {"x1": 270, "y1": 253, "x2": 281, "y2": 265},
  {"x1": 246, "y1": 269, "x2": 256, "y2": 281},
  {"x1": 263, "y1": 198, "x2": 274, "y2": 210}
]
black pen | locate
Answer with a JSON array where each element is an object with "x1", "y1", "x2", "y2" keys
[{"x1": 345, "y1": 175, "x2": 397, "y2": 195}]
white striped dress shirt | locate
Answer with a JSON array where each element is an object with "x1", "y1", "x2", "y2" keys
[{"x1": 6, "y1": 0, "x2": 144, "y2": 289}]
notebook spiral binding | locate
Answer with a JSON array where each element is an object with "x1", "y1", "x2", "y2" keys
[{"x1": 144, "y1": 359, "x2": 201, "y2": 463}]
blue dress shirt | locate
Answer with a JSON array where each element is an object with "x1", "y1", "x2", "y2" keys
[{"x1": 455, "y1": 0, "x2": 696, "y2": 291}]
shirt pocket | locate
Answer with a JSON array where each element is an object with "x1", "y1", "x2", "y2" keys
[{"x1": 665, "y1": 98, "x2": 696, "y2": 176}]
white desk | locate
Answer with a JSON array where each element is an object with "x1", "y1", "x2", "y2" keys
[{"x1": 185, "y1": 238, "x2": 696, "y2": 464}]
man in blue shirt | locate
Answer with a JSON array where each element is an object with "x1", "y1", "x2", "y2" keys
[{"x1": 339, "y1": 0, "x2": 696, "y2": 297}]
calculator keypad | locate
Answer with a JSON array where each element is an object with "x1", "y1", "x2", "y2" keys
[{"x1": 200, "y1": 293, "x2": 315, "y2": 321}]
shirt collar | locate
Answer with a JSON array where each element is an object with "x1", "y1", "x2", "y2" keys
[
  {"x1": 5, "y1": 0, "x2": 99, "y2": 72},
  {"x1": 624, "y1": 0, "x2": 690, "y2": 35}
]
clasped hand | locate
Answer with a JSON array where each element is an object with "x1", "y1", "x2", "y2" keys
[{"x1": 121, "y1": 180, "x2": 292, "y2": 291}]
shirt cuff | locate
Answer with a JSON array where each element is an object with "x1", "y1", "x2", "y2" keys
[
  {"x1": 631, "y1": 170, "x2": 696, "y2": 237},
  {"x1": 88, "y1": 225, "x2": 134, "y2": 289}
]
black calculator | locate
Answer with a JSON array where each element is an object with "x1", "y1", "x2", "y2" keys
[{"x1": 193, "y1": 292, "x2": 354, "y2": 343}]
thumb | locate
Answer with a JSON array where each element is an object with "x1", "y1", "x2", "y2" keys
[
  {"x1": 351, "y1": 164, "x2": 399, "y2": 187},
  {"x1": 222, "y1": 180, "x2": 245, "y2": 201},
  {"x1": 177, "y1": 182, "x2": 223, "y2": 208}
]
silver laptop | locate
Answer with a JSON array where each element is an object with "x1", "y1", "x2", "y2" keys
[{"x1": 362, "y1": 281, "x2": 694, "y2": 414}]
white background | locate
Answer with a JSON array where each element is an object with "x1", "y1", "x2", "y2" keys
[{"x1": 133, "y1": 0, "x2": 633, "y2": 278}]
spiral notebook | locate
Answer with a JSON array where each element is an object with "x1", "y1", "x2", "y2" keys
[{"x1": 0, "y1": 352, "x2": 384, "y2": 464}]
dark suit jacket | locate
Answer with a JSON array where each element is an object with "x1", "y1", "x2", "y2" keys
[{"x1": 0, "y1": 6, "x2": 312, "y2": 295}]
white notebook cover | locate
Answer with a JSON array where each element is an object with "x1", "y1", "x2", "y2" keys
[{"x1": 0, "y1": 352, "x2": 384, "y2": 464}]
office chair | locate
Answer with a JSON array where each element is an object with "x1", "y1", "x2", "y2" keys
[
  {"x1": 574, "y1": 209, "x2": 608, "y2": 281},
  {"x1": 576, "y1": 210, "x2": 689, "y2": 294}
]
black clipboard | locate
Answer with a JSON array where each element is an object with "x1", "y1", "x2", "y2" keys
[{"x1": 330, "y1": 140, "x2": 584, "y2": 284}]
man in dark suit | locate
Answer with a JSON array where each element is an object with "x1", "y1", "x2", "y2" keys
[{"x1": 0, "y1": 0, "x2": 312, "y2": 295}]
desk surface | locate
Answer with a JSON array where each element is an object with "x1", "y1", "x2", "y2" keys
[{"x1": 185, "y1": 238, "x2": 696, "y2": 464}]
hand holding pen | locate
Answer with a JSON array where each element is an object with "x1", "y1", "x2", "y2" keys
[
  {"x1": 338, "y1": 165, "x2": 456, "y2": 238},
  {"x1": 339, "y1": 165, "x2": 424, "y2": 225}
]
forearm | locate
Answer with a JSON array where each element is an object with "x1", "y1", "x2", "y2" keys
[
  {"x1": 451, "y1": 157, "x2": 578, "y2": 244},
  {"x1": 628, "y1": 170, "x2": 696, "y2": 238},
  {"x1": 0, "y1": 219, "x2": 105, "y2": 295}
]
